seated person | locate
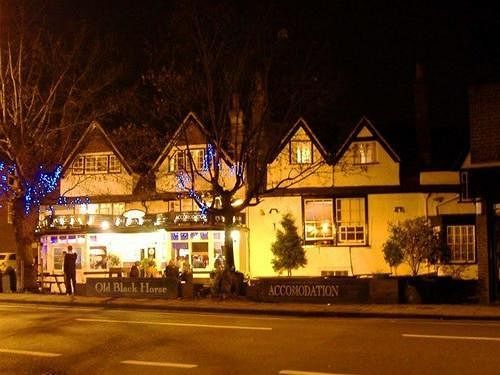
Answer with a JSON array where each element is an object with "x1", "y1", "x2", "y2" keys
[{"x1": 129, "y1": 262, "x2": 140, "y2": 278}]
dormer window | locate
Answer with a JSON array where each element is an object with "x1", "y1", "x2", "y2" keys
[
  {"x1": 169, "y1": 151, "x2": 185, "y2": 172},
  {"x1": 71, "y1": 153, "x2": 121, "y2": 175},
  {"x1": 169, "y1": 149, "x2": 205, "y2": 173},
  {"x1": 290, "y1": 140, "x2": 312, "y2": 164},
  {"x1": 72, "y1": 156, "x2": 84, "y2": 174},
  {"x1": 352, "y1": 142, "x2": 376, "y2": 164}
]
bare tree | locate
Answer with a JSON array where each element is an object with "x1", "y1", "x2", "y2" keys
[
  {"x1": 148, "y1": 1, "x2": 334, "y2": 272},
  {"x1": 0, "y1": 2, "x2": 121, "y2": 282}
]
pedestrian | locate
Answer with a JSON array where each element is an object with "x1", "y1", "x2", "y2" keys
[
  {"x1": 129, "y1": 261, "x2": 140, "y2": 278},
  {"x1": 63, "y1": 245, "x2": 77, "y2": 295},
  {"x1": 164, "y1": 259, "x2": 179, "y2": 279}
]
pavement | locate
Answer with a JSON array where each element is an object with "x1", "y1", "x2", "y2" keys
[{"x1": 0, "y1": 292, "x2": 499, "y2": 320}]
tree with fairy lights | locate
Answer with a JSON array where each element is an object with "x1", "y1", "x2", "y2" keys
[
  {"x1": 145, "y1": 2, "x2": 336, "y2": 286},
  {"x1": 0, "y1": 3, "x2": 120, "y2": 288}
]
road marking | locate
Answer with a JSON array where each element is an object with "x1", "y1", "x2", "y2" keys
[
  {"x1": 122, "y1": 360, "x2": 197, "y2": 368},
  {"x1": 403, "y1": 333, "x2": 500, "y2": 342},
  {"x1": 109, "y1": 309, "x2": 296, "y2": 321},
  {"x1": 397, "y1": 320, "x2": 500, "y2": 327},
  {"x1": 0, "y1": 348, "x2": 62, "y2": 357},
  {"x1": 280, "y1": 370, "x2": 356, "y2": 375},
  {"x1": 76, "y1": 318, "x2": 272, "y2": 331}
]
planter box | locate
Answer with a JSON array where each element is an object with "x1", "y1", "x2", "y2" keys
[
  {"x1": 369, "y1": 278, "x2": 399, "y2": 304},
  {"x1": 248, "y1": 277, "x2": 370, "y2": 304},
  {"x1": 84, "y1": 277, "x2": 179, "y2": 298}
]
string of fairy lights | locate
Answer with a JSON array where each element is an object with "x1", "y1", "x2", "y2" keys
[
  {"x1": 1, "y1": 143, "x2": 243, "y2": 217},
  {"x1": 0, "y1": 162, "x2": 65, "y2": 214}
]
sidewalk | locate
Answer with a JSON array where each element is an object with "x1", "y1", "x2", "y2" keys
[{"x1": 0, "y1": 292, "x2": 499, "y2": 320}]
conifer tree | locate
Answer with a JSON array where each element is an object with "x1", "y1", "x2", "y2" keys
[{"x1": 271, "y1": 213, "x2": 307, "y2": 276}]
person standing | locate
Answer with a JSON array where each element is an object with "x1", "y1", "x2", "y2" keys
[{"x1": 64, "y1": 245, "x2": 77, "y2": 295}]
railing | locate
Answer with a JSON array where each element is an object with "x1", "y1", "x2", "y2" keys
[{"x1": 37, "y1": 211, "x2": 246, "y2": 232}]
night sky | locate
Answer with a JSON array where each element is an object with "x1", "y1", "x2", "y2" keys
[{"x1": 41, "y1": 0, "x2": 500, "y2": 165}]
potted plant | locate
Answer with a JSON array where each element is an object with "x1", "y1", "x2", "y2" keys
[
  {"x1": 140, "y1": 257, "x2": 157, "y2": 278},
  {"x1": 108, "y1": 254, "x2": 122, "y2": 277}
]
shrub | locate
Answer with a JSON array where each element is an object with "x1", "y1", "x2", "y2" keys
[
  {"x1": 383, "y1": 217, "x2": 443, "y2": 276},
  {"x1": 271, "y1": 213, "x2": 307, "y2": 276}
]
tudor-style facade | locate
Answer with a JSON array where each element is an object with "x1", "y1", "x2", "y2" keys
[
  {"x1": 36, "y1": 115, "x2": 249, "y2": 286},
  {"x1": 35, "y1": 113, "x2": 478, "y2": 289},
  {"x1": 247, "y1": 117, "x2": 476, "y2": 278}
]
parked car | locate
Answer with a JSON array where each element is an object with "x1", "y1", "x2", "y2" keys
[{"x1": 0, "y1": 252, "x2": 16, "y2": 273}]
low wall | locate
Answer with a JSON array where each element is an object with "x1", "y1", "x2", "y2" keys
[
  {"x1": 247, "y1": 277, "x2": 373, "y2": 304},
  {"x1": 83, "y1": 277, "x2": 179, "y2": 298}
]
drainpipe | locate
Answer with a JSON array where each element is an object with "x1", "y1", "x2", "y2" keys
[{"x1": 425, "y1": 193, "x2": 431, "y2": 219}]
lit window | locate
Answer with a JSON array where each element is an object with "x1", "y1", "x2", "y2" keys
[
  {"x1": 169, "y1": 150, "x2": 186, "y2": 172},
  {"x1": 447, "y1": 225, "x2": 475, "y2": 263},
  {"x1": 304, "y1": 199, "x2": 333, "y2": 242},
  {"x1": 76, "y1": 153, "x2": 121, "y2": 174},
  {"x1": 169, "y1": 149, "x2": 206, "y2": 172},
  {"x1": 99, "y1": 203, "x2": 112, "y2": 215},
  {"x1": 95, "y1": 155, "x2": 108, "y2": 173},
  {"x1": 352, "y1": 142, "x2": 376, "y2": 164},
  {"x1": 189, "y1": 149, "x2": 205, "y2": 170},
  {"x1": 84, "y1": 156, "x2": 95, "y2": 174},
  {"x1": 109, "y1": 155, "x2": 121, "y2": 173},
  {"x1": 336, "y1": 197, "x2": 366, "y2": 244},
  {"x1": 290, "y1": 141, "x2": 312, "y2": 164},
  {"x1": 72, "y1": 156, "x2": 84, "y2": 174}
]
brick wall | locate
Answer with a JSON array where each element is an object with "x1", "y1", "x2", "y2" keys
[
  {"x1": 469, "y1": 85, "x2": 500, "y2": 164},
  {"x1": 475, "y1": 213, "x2": 490, "y2": 303}
]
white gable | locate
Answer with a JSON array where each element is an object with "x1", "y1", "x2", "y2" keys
[{"x1": 357, "y1": 126, "x2": 373, "y2": 137}]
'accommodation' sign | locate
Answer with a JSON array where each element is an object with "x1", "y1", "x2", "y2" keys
[
  {"x1": 84, "y1": 277, "x2": 178, "y2": 298},
  {"x1": 268, "y1": 283, "x2": 340, "y2": 297},
  {"x1": 248, "y1": 277, "x2": 370, "y2": 303}
]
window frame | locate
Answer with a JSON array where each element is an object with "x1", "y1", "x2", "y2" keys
[
  {"x1": 108, "y1": 155, "x2": 121, "y2": 173},
  {"x1": 74, "y1": 153, "x2": 121, "y2": 175},
  {"x1": 290, "y1": 140, "x2": 313, "y2": 165},
  {"x1": 446, "y1": 224, "x2": 476, "y2": 264},
  {"x1": 335, "y1": 197, "x2": 367, "y2": 245},
  {"x1": 72, "y1": 156, "x2": 84, "y2": 175},
  {"x1": 304, "y1": 199, "x2": 334, "y2": 243},
  {"x1": 352, "y1": 141, "x2": 377, "y2": 165}
]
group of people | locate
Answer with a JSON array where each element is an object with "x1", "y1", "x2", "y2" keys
[
  {"x1": 164, "y1": 256, "x2": 192, "y2": 281},
  {"x1": 61, "y1": 247, "x2": 198, "y2": 295},
  {"x1": 126, "y1": 256, "x2": 192, "y2": 280}
]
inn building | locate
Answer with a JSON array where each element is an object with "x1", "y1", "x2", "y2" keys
[{"x1": 34, "y1": 111, "x2": 480, "y2": 291}]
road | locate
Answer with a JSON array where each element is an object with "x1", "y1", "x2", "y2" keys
[{"x1": 0, "y1": 303, "x2": 499, "y2": 375}]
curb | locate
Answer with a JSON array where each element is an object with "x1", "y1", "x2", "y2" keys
[{"x1": 1, "y1": 297, "x2": 500, "y2": 321}]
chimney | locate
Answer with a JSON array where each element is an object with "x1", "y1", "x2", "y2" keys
[
  {"x1": 414, "y1": 62, "x2": 432, "y2": 167},
  {"x1": 229, "y1": 93, "x2": 244, "y2": 158}
]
